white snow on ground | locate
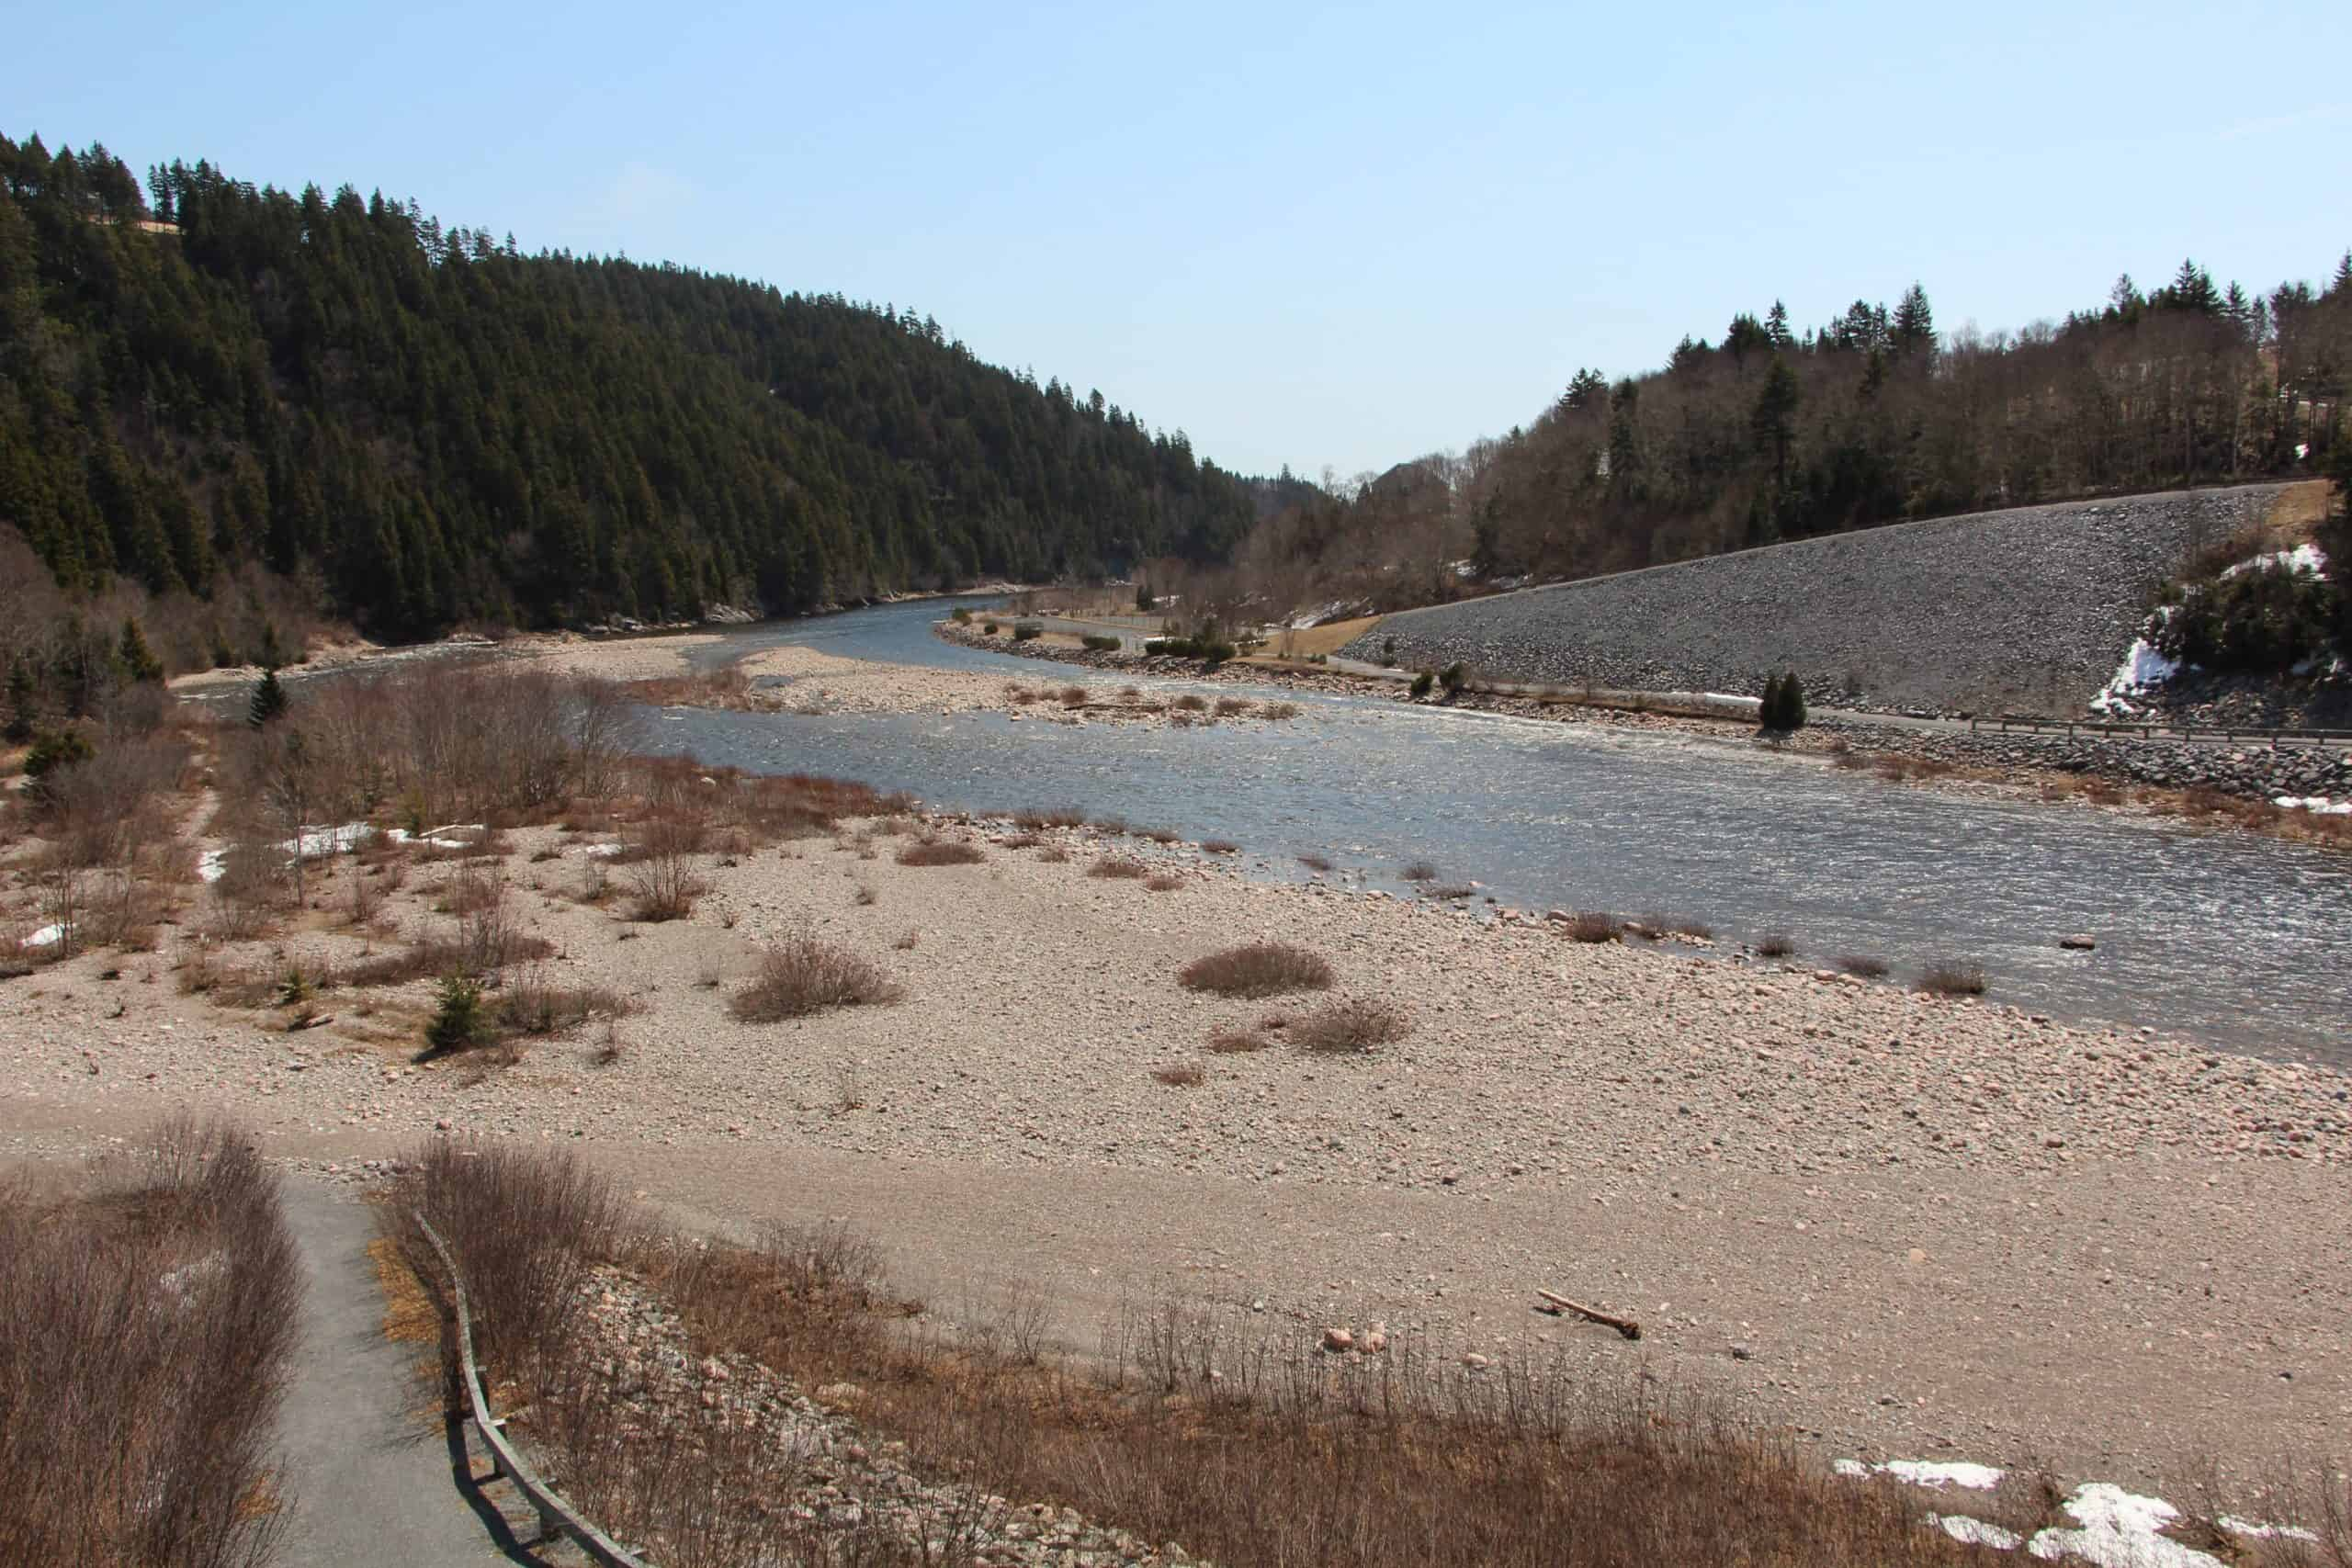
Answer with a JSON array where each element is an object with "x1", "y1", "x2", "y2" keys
[
  {"x1": 2091, "y1": 636, "x2": 2181, "y2": 715},
  {"x1": 277, "y1": 823, "x2": 379, "y2": 860},
  {"x1": 2221, "y1": 542, "x2": 2327, "y2": 580},
  {"x1": 583, "y1": 842, "x2": 626, "y2": 858},
  {"x1": 2026, "y1": 1483, "x2": 2220, "y2": 1568},
  {"x1": 196, "y1": 847, "x2": 227, "y2": 883},
  {"x1": 1837, "y1": 1461, "x2": 2314, "y2": 1566},
  {"x1": 2273, "y1": 795, "x2": 2352, "y2": 815},
  {"x1": 1882, "y1": 1461, "x2": 2005, "y2": 1490},
  {"x1": 22, "y1": 924, "x2": 64, "y2": 949},
  {"x1": 1933, "y1": 1516, "x2": 2024, "y2": 1549}
]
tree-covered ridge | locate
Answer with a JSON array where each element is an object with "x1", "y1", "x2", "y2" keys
[
  {"x1": 1234, "y1": 256, "x2": 2352, "y2": 609},
  {"x1": 0, "y1": 133, "x2": 1255, "y2": 642}
]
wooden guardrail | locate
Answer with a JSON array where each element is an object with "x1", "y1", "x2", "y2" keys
[
  {"x1": 413, "y1": 1213, "x2": 651, "y2": 1567},
  {"x1": 1968, "y1": 714, "x2": 2352, "y2": 747}
]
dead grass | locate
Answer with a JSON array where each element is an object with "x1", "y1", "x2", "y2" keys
[
  {"x1": 1400, "y1": 859, "x2": 1440, "y2": 882},
  {"x1": 390, "y1": 1141, "x2": 2205, "y2": 1568},
  {"x1": 1297, "y1": 852, "x2": 1335, "y2": 873},
  {"x1": 730, "y1": 931, "x2": 905, "y2": 1021},
  {"x1": 1838, "y1": 954, "x2": 1891, "y2": 978},
  {"x1": 0, "y1": 1115, "x2": 299, "y2": 1567},
  {"x1": 1037, "y1": 845, "x2": 1071, "y2": 863},
  {"x1": 1567, "y1": 910, "x2": 1623, "y2": 943},
  {"x1": 1205, "y1": 1027, "x2": 1268, "y2": 1054},
  {"x1": 1292, "y1": 995, "x2": 1410, "y2": 1053},
  {"x1": 896, "y1": 839, "x2": 985, "y2": 867},
  {"x1": 1211, "y1": 697, "x2": 1252, "y2": 718},
  {"x1": 1247, "y1": 613, "x2": 1382, "y2": 660},
  {"x1": 1425, "y1": 882, "x2": 1475, "y2": 900},
  {"x1": 1087, "y1": 855, "x2": 1150, "y2": 880},
  {"x1": 1756, "y1": 931, "x2": 1797, "y2": 958},
  {"x1": 1144, "y1": 874, "x2": 1185, "y2": 892},
  {"x1": 1151, "y1": 1062, "x2": 1207, "y2": 1088},
  {"x1": 1170, "y1": 694, "x2": 1208, "y2": 713},
  {"x1": 1918, "y1": 960, "x2": 1988, "y2": 998},
  {"x1": 1178, "y1": 942, "x2": 1336, "y2": 998}
]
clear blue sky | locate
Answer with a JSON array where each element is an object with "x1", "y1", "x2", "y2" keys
[{"x1": 10, "y1": 0, "x2": 2349, "y2": 479}]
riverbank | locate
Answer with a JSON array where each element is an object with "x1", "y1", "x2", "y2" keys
[
  {"x1": 935, "y1": 619, "x2": 2352, "y2": 848},
  {"x1": 5, "y1": 793, "x2": 2346, "y2": 1489}
]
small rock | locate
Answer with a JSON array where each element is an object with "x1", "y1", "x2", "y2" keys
[
  {"x1": 1463, "y1": 1352, "x2": 1490, "y2": 1371},
  {"x1": 2058, "y1": 933, "x2": 2098, "y2": 951},
  {"x1": 1322, "y1": 1327, "x2": 1354, "y2": 1354}
]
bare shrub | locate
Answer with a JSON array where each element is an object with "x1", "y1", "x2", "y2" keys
[
  {"x1": 1001, "y1": 830, "x2": 1044, "y2": 849},
  {"x1": 1567, "y1": 910, "x2": 1622, "y2": 943},
  {"x1": 1294, "y1": 996, "x2": 1411, "y2": 1053},
  {"x1": 1178, "y1": 942, "x2": 1335, "y2": 998},
  {"x1": 1088, "y1": 855, "x2": 1150, "y2": 880},
  {"x1": 342, "y1": 928, "x2": 555, "y2": 987},
  {"x1": 1171, "y1": 694, "x2": 1208, "y2": 713},
  {"x1": 1144, "y1": 874, "x2": 1185, "y2": 892},
  {"x1": 731, "y1": 931, "x2": 905, "y2": 1021},
  {"x1": 896, "y1": 839, "x2": 984, "y2": 867},
  {"x1": 397, "y1": 1141, "x2": 624, "y2": 1380},
  {"x1": 1206, "y1": 1028, "x2": 1267, "y2": 1054},
  {"x1": 1756, "y1": 931, "x2": 1797, "y2": 958},
  {"x1": 892, "y1": 930, "x2": 919, "y2": 951},
  {"x1": 1058, "y1": 684, "x2": 1090, "y2": 708},
  {"x1": 1012, "y1": 807, "x2": 1085, "y2": 829},
  {"x1": 1038, "y1": 845, "x2": 1071, "y2": 863},
  {"x1": 626, "y1": 820, "x2": 708, "y2": 921},
  {"x1": 0, "y1": 1115, "x2": 299, "y2": 1568},
  {"x1": 1838, "y1": 953, "x2": 1890, "y2": 978},
  {"x1": 1425, "y1": 882, "x2": 1475, "y2": 900},
  {"x1": 1262, "y1": 702, "x2": 1300, "y2": 720},
  {"x1": 497, "y1": 964, "x2": 638, "y2": 1037},
  {"x1": 1091, "y1": 814, "x2": 1130, "y2": 835},
  {"x1": 1201, "y1": 838, "x2": 1240, "y2": 855},
  {"x1": 1152, "y1": 1062, "x2": 1207, "y2": 1087},
  {"x1": 1137, "y1": 826, "x2": 1181, "y2": 844},
  {"x1": 1212, "y1": 697, "x2": 1252, "y2": 718},
  {"x1": 1918, "y1": 960, "x2": 1988, "y2": 997},
  {"x1": 1297, "y1": 852, "x2": 1335, "y2": 872},
  {"x1": 1400, "y1": 860, "x2": 1439, "y2": 882}
]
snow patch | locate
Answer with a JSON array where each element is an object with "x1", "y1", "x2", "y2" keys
[
  {"x1": 2091, "y1": 634, "x2": 2179, "y2": 716},
  {"x1": 1838, "y1": 1459, "x2": 2003, "y2": 1489},
  {"x1": 2026, "y1": 1483, "x2": 2220, "y2": 1568},
  {"x1": 1932, "y1": 1515, "x2": 2023, "y2": 1549},
  {"x1": 197, "y1": 847, "x2": 228, "y2": 884},
  {"x1": 22, "y1": 924, "x2": 64, "y2": 949},
  {"x1": 2221, "y1": 542, "x2": 2327, "y2": 580},
  {"x1": 2274, "y1": 795, "x2": 2352, "y2": 815},
  {"x1": 278, "y1": 823, "x2": 379, "y2": 860}
]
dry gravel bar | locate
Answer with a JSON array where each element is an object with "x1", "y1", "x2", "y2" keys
[{"x1": 5, "y1": 814, "x2": 2347, "y2": 1483}]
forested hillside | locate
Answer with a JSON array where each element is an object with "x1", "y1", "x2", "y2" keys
[
  {"x1": 1231, "y1": 257, "x2": 2352, "y2": 613},
  {"x1": 0, "y1": 134, "x2": 1254, "y2": 650}
]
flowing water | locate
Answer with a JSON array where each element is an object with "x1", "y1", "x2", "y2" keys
[{"x1": 644, "y1": 598, "x2": 2352, "y2": 1060}]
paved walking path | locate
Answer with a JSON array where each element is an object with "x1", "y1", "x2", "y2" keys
[{"x1": 275, "y1": 1179, "x2": 519, "y2": 1565}]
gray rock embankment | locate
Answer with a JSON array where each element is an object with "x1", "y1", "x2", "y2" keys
[
  {"x1": 1827, "y1": 722, "x2": 2352, "y2": 804},
  {"x1": 1341, "y1": 486, "x2": 2287, "y2": 716}
]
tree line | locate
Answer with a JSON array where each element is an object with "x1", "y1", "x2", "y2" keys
[
  {"x1": 0, "y1": 132, "x2": 1258, "y2": 661},
  {"x1": 1227, "y1": 255, "x2": 2352, "y2": 612}
]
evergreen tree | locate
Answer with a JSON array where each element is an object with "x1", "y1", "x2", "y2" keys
[
  {"x1": 1891, "y1": 284, "x2": 1936, "y2": 355},
  {"x1": 1764, "y1": 300, "x2": 1792, "y2": 349},
  {"x1": 117, "y1": 616, "x2": 164, "y2": 682},
  {"x1": 248, "y1": 668, "x2": 288, "y2": 728},
  {"x1": 1751, "y1": 356, "x2": 1801, "y2": 491}
]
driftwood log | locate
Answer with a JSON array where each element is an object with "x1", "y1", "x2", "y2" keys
[{"x1": 1534, "y1": 1288, "x2": 1642, "y2": 1340}]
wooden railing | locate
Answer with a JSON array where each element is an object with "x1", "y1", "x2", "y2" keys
[
  {"x1": 412, "y1": 1213, "x2": 651, "y2": 1567},
  {"x1": 1967, "y1": 714, "x2": 2352, "y2": 747}
]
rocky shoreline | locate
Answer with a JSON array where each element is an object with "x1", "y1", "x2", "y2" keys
[{"x1": 934, "y1": 619, "x2": 2352, "y2": 826}]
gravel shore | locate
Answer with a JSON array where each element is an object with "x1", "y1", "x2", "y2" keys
[{"x1": 6, "y1": 807, "x2": 2347, "y2": 1484}]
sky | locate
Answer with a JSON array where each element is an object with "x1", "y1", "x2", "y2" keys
[{"x1": 9, "y1": 0, "x2": 2349, "y2": 479}]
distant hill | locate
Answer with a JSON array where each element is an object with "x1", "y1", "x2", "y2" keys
[
  {"x1": 1230, "y1": 254, "x2": 2352, "y2": 615},
  {"x1": 0, "y1": 134, "x2": 1257, "y2": 644}
]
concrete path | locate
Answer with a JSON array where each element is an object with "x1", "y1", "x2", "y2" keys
[{"x1": 275, "y1": 1178, "x2": 526, "y2": 1565}]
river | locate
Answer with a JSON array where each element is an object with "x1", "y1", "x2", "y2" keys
[{"x1": 639, "y1": 596, "x2": 2349, "y2": 1062}]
